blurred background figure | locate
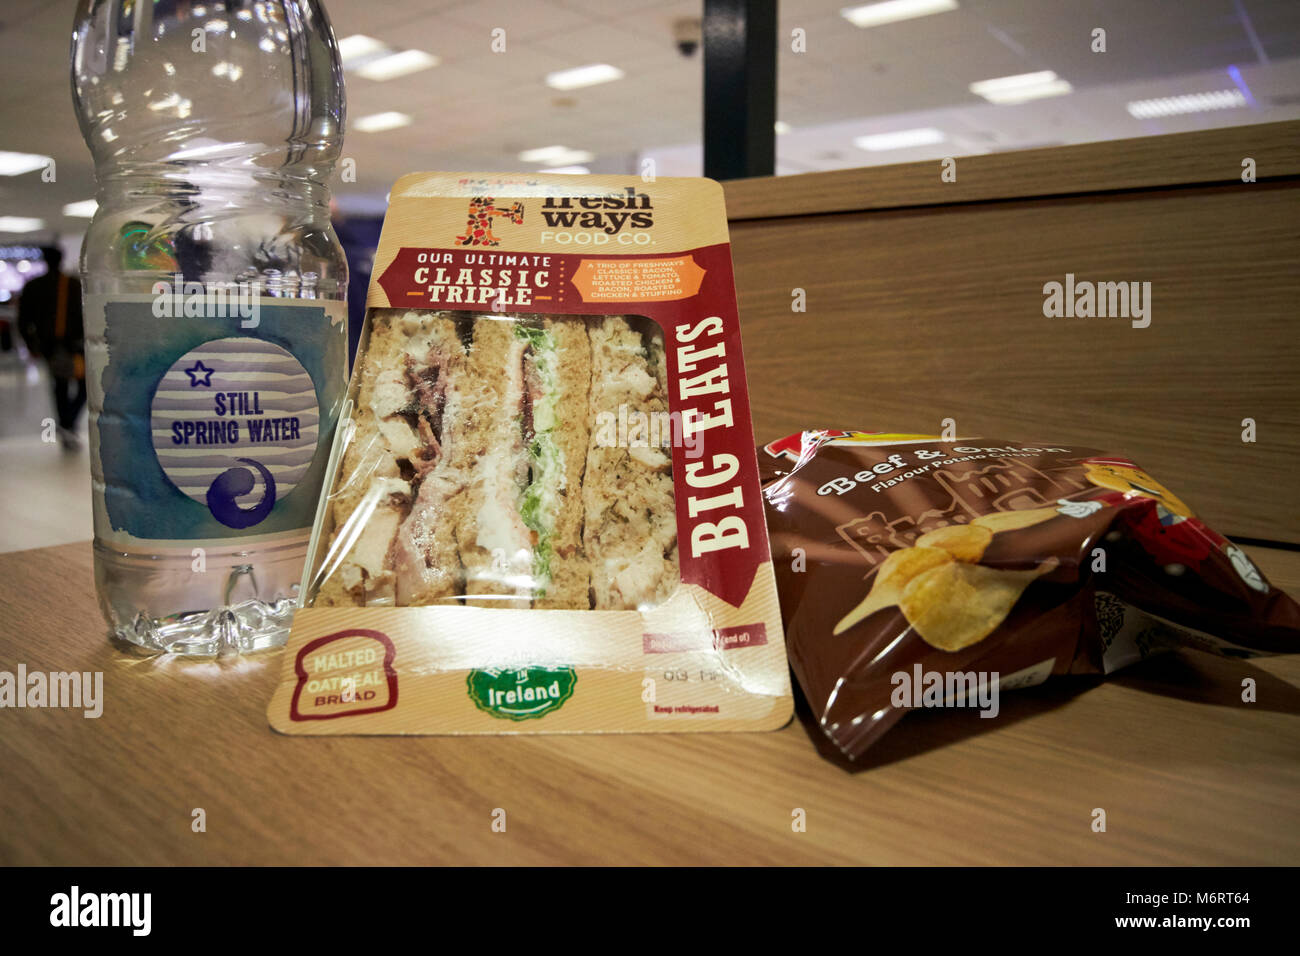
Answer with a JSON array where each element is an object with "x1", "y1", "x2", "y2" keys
[
  {"x1": 332, "y1": 200, "x2": 382, "y2": 368},
  {"x1": 18, "y1": 246, "x2": 85, "y2": 450}
]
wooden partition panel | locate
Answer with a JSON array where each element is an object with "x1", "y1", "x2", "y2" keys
[{"x1": 724, "y1": 122, "x2": 1300, "y2": 544}]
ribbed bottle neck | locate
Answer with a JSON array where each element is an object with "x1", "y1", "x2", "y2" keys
[{"x1": 95, "y1": 163, "x2": 334, "y2": 210}]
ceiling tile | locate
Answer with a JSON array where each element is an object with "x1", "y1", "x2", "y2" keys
[{"x1": 440, "y1": 0, "x2": 592, "y2": 43}]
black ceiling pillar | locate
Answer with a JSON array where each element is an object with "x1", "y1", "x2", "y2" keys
[{"x1": 703, "y1": 0, "x2": 777, "y2": 181}]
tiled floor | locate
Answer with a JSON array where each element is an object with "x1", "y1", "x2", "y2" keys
[{"x1": 0, "y1": 348, "x2": 94, "y2": 553}]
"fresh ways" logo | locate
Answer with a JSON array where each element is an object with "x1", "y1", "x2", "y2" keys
[{"x1": 467, "y1": 667, "x2": 576, "y2": 721}]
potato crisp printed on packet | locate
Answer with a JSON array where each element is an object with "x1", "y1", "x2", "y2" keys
[{"x1": 758, "y1": 430, "x2": 1300, "y2": 760}]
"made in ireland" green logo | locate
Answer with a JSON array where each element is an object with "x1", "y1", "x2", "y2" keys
[{"x1": 467, "y1": 667, "x2": 577, "y2": 721}]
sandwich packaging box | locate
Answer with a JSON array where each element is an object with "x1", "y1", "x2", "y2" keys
[{"x1": 267, "y1": 171, "x2": 792, "y2": 735}]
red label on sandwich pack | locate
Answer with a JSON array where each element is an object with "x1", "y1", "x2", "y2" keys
[
  {"x1": 377, "y1": 247, "x2": 564, "y2": 311},
  {"x1": 289, "y1": 629, "x2": 399, "y2": 721},
  {"x1": 664, "y1": 302, "x2": 769, "y2": 607}
]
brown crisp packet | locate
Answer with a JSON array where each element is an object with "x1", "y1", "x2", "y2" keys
[{"x1": 758, "y1": 430, "x2": 1300, "y2": 760}]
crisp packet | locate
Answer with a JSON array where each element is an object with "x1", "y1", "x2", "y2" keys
[
  {"x1": 266, "y1": 172, "x2": 791, "y2": 735},
  {"x1": 758, "y1": 430, "x2": 1300, "y2": 760}
]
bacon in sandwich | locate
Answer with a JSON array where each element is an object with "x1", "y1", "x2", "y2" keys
[{"x1": 317, "y1": 311, "x2": 466, "y2": 606}]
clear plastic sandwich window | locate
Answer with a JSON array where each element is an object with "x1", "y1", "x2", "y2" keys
[{"x1": 310, "y1": 310, "x2": 679, "y2": 611}]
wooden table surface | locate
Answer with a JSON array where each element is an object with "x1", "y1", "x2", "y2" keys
[{"x1": 2, "y1": 540, "x2": 1298, "y2": 866}]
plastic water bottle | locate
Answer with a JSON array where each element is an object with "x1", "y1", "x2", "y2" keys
[{"x1": 71, "y1": 1, "x2": 348, "y2": 655}]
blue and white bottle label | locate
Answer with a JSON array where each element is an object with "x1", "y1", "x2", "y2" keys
[{"x1": 86, "y1": 295, "x2": 346, "y2": 546}]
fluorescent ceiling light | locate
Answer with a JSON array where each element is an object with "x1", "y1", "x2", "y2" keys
[
  {"x1": 353, "y1": 111, "x2": 412, "y2": 133},
  {"x1": 0, "y1": 217, "x2": 45, "y2": 232},
  {"x1": 547, "y1": 166, "x2": 591, "y2": 175},
  {"x1": 337, "y1": 34, "x2": 386, "y2": 66},
  {"x1": 841, "y1": 0, "x2": 958, "y2": 29},
  {"x1": 0, "y1": 151, "x2": 53, "y2": 176},
  {"x1": 63, "y1": 200, "x2": 98, "y2": 218},
  {"x1": 854, "y1": 127, "x2": 945, "y2": 151},
  {"x1": 1126, "y1": 89, "x2": 1246, "y2": 119},
  {"x1": 356, "y1": 49, "x2": 439, "y2": 81},
  {"x1": 519, "y1": 146, "x2": 570, "y2": 163},
  {"x1": 518, "y1": 145, "x2": 595, "y2": 166},
  {"x1": 970, "y1": 70, "x2": 1072, "y2": 104},
  {"x1": 545, "y1": 63, "x2": 624, "y2": 91},
  {"x1": 774, "y1": 121, "x2": 791, "y2": 135}
]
